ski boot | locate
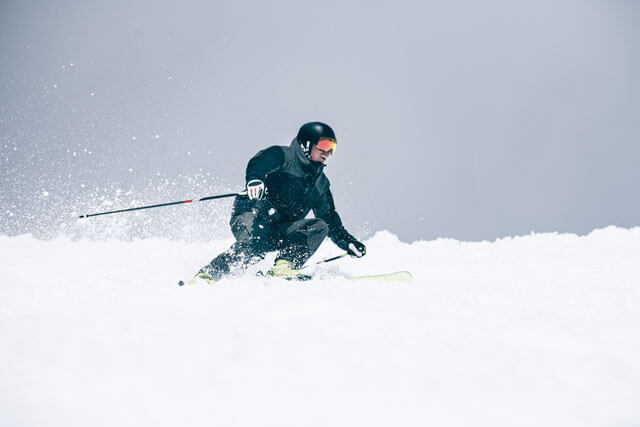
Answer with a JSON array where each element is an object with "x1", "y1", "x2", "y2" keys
[
  {"x1": 178, "y1": 271, "x2": 216, "y2": 286},
  {"x1": 267, "y1": 259, "x2": 312, "y2": 281}
]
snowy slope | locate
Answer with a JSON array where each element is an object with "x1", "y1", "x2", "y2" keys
[{"x1": 1, "y1": 227, "x2": 639, "y2": 427}]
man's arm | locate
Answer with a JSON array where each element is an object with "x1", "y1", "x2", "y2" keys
[
  {"x1": 245, "y1": 146, "x2": 285, "y2": 199},
  {"x1": 246, "y1": 146, "x2": 286, "y2": 182},
  {"x1": 314, "y1": 189, "x2": 366, "y2": 257}
]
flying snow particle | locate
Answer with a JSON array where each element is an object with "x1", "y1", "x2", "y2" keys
[
  {"x1": 42, "y1": 191, "x2": 49, "y2": 197},
  {"x1": 155, "y1": 134, "x2": 160, "y2": 139}
]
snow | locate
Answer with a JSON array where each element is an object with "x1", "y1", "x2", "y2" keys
[{"x1": 1, "y1": 227, "x2": 639, "y2": 427}]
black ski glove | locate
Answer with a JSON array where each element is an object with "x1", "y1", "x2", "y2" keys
[{"x1": 338, "y1": 235, "x2": 366, "y2": 258}]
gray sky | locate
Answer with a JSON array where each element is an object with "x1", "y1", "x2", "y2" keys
[{"x1": 1, "y1": 0, "x2": 639, "y2": 241}]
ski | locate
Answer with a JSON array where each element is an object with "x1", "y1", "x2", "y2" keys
[
  {"x1": 180, "y1": 270, "x2": 413, "y2": 285},
  {"x1": 345, "y1": 271, "x2": 412, "y2": 283},
  {"x1": 259, "y1": 270, "x2": 412, "y2": 282},
  {"x1": 255, "y1": 270, "x2": 312, "y2": 281}
]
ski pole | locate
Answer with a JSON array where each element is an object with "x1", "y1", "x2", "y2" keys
[
  {"x1": 78, "y1": 190, "x2": 247, "y2": 219},
  {"x1": 315, "y1": 253, "x2": 348, "y2": 265},
  {"x1": 300, "y1": 253, "x2": 348, "y2": 270}
]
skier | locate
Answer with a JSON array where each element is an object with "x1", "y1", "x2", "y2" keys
[{"x1": 187, "y1": 122, "x2": 366, "y2": 284}]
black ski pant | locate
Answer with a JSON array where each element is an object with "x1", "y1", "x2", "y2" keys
[{"x1": 200, "y1": 210, "x2": 329, "y2": 280}]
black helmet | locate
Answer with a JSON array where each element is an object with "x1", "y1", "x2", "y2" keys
[{"x1": 296, "y1": 122, "x2": 336, "y2": 158}]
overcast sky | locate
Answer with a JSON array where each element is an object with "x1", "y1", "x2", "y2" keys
[{"x1": 1, "y1": 0, "x2": 639, "y2": 242}]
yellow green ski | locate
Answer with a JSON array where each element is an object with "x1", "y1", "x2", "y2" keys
[
  {"x1": 179, "y1": 270, "x2": 412, "y2": 286},
  {"x1": 346, "y1": 271, "x2": 412, "y2": 282}
]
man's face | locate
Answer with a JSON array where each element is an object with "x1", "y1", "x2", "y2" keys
[{"x1": 310, "y1": 144, "x2": 333, "y2": 164}]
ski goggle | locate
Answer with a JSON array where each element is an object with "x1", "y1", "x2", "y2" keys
[{"x1": 316, "y1": 138, "x2": 337, "y2": 154}]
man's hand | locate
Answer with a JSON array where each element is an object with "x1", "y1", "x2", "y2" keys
[
  {"x1": 338, "y1": 235, "x2": 366, "y2": 258},
  {"x1": 247, "y1": 179, "x2": 266, "y2": 200},
  {"x1": 347, "y1": 240, "x2": 366, "y2": 258}
]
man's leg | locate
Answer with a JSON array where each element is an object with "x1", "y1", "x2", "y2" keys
[
  {"x1": 200, "y1": 211, "x2": 272, "y2": 280},
  {"x1": 200, "y1": 242, "x2": 265, "y2": 280},
  {"x1": 277, "y1": 218, "x2": 329, "y2": 268}
]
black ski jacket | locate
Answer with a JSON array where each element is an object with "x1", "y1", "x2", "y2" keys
[{"x1": 235, "y1": 139, "x2": 356, "y2": 248}]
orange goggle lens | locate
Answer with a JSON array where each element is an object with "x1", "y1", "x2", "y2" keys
[{"x1": 316, "y1": 138, "x2": 337, "y2": 153}]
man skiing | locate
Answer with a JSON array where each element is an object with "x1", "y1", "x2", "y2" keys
[{"x1": 186, "y1": 122, "x2": 366, "y2": 284}]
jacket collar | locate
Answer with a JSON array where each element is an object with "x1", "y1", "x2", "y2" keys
[{"x1": 290, "y1": 138, "x2": 325, "y2": 174}]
